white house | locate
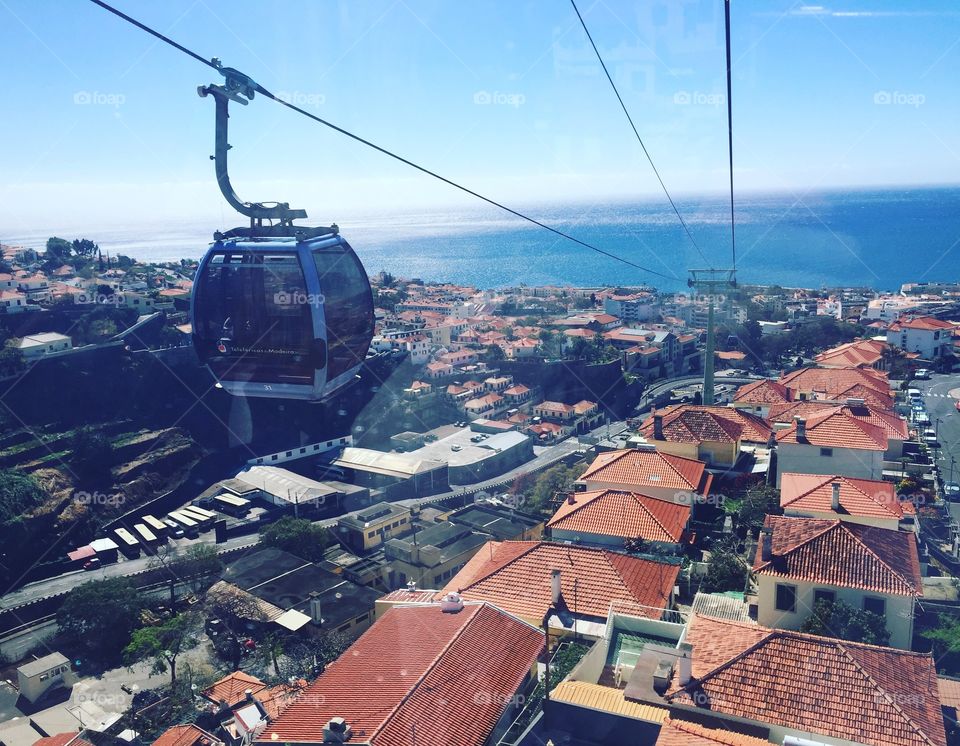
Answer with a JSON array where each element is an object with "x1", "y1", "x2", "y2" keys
[
  {"x1": 754, "y1": 515, "x2": 921, "y2": 650},
  {"x1": 16, "y1": 652, "x2": 71, "y2": 703},
  {"x1": 15, "y1": 332, "x2": 73, "y2": 359},
  {"x1": 886, "y1": 315, "x2": 956, "y2": 361},
  {"x1": 0, "y1": 290, "x2": 29, "y2": 313},
  {"x1": 774, "y1": 408, "x2": 887, "y2": 485}
]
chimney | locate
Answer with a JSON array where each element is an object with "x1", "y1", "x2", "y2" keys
[
  {"x1": 760, "y1": 526, "x2": 774, "y2": 562},
  {"x1": 831, "y1": 481, "x2": 841, "y2": 511},
  {"x1": 653, "y1": 412, "x2": 664, "y2": 440},
  {"x1": 309, "y1": 592, "x2": 323, "y2": 625},
  {"x1": 566, "y1": 493, "x2": 576, "y2": 505},
  {"x1": 677, "y1": 642, "x2": 693, "y2": 686},
  {"x1": 551, "y1": 569, "x2": 561, "y2": 605},
  {"x1": 244, "y1": 688, "x2": 254, "y2": 703},
  {"x1": 794, "y1": 416, "x2": 806, "y2": 441},
  {"x1": 406, "y1": 580, "x2": 417, "y2": 593}
]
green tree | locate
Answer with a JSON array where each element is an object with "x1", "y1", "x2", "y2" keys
[
  {"x1": 45, "y1": 237, "x2": 73, "y2": 261},
  {"x1": 922, "y1": 614, "x2": 960, "y2": 674},
  {"x1": 58, "y1": 577, "x2": 142, "y2": 663},
  {"x1": 72, "y1": 238, "x2": 99, "y2": 258},
  {"x1": 260, "y1": 517, "x2": 329, "y2": 562},
  {"x1": 280, "y1": 631, "x2": 353, "y2": 680},
  {"x1": 734, "y1": 484, "x2": 782, "y2": 537},
  {"x1": 800, "y1": 598, "x2": 890, "y2": 646},
  {"x1": 701, "y1": 545, "x2": 748, "y2": 593},
  {"x1": 124, "y1": 613, "x2": 199, "y2": 685},
  {"x1": 170, "y1": 544, "x2": 223, "y2": 594}
]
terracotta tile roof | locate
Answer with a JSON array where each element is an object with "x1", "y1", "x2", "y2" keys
[
  {"x1": 379, "y1": 588, "x2": 439, "y2": 603},
  {"x1": 259, "y1": 603, "x2": 542, "y2": 746},
  {"x1": 778, "y1": 366, "x2": 891, "y2": 403},
  {"x1": 552, "y1": 680, "x2": 668, "y2": 723},
  {"x1": 753, "y1": 515, "x2": 921, "y2": 596},
  {"x1": 257, "y1": 681, "x2": 308, "y2": 721},
  {"x1": 152, "y1": 725, "x2": 222, "y2": 746},
  {"x1": 580, "y1": 449, "x2": 712, "y2": 496},
  {"x1": 780, "y1": 472, "x2": 914, "y2": 519},
  {"x1": 442, "y1": 541, "x2": 679, "y2": 620},
  {"x1": 766, "y1": 400, "x2": 837, "y2": 424},
  {"x1": 733, "y1": 379, "x2": 791, "y2": 405},
  {"x1": 938, "y1": 676, "x2": 960, "y2": 713},
  {"x1": 655, "y1": 718, "x2": 770, "y2": 746},
  {"x1": 547, "y1": 489, "x2": 690, "y2": 543},
  {"x1": 34, "y1": 735, "x2": 95, "y2": 746},
  {"x1": 814, "y1": 338, "x2": 888, "y2": 368},
  {"x1": 666, "y1": 615, "x2": 947, "y2": 746},
  {"x1": 841, "y1": 402, "x2": 909, "y2": 439},
  {"x1": 639, "y1": 405, "x2": 772, "y2": 444},
  {"x1": 889, "y1": 315, "x2": 955, "y2": 332},
  {"x1": 775, "y1": 406, "x2": 888, "y2": 450},
  {"x1": 203, "y1": 671, "x2": 267, "y2": 706}
]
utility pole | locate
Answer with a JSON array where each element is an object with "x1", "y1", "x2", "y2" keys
[{"x1": 687, "y1": 268, "x2": 736, "y2": 405}]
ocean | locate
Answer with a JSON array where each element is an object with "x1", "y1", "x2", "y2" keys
[{"x1": 4, "y1": 186, "x2": 959, "y2": 293}]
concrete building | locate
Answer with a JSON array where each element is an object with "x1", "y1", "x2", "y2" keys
[
  {"x1": 336, "y1": 502, "x2": 412, "y2": 553},
  {"x1": 887, "y1": 315, "x2": 956, "y2": 361},
  {"x1": 384, "y1": 521, "x2": 491, "y2": 589},
  {"x1": 329, "y1": 447, "x2": 449, "y2": 499},
  {"x1": 16, "y1": 652, "x2": 71, "y2": 703},
  {"x1": 15, "y1": 332, "x2": 72, "y2": 359},
  {"x1": 404, "y1": 429, "x2": 533, "y2": 484}
]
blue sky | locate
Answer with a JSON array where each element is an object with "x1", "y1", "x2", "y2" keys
[{"x1": 1, "y1": 0, "x2": 959, "y2": 232}]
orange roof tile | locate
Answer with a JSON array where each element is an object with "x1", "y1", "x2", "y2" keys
[
  {"x1": 34, "y1": 735, "x2": 95, "y2": 746},
  {"x1": 778, "y1": 366, "x2": 891, "y2": 403},
  {"x1": 733, "y1": 379, "x2": 790, "y2": 405},
  {"x1": 203, "y1": 671, "x2": 267, "y2": 707},
  {"x1": 259, "y1": 603, "x2": 542, "y2": 746},
  {"x1": 775, "y1": 407, "x2": 888, "y2": 450},
  {"x1": 640, "y1": 405, "x2": 772, "y2": 445},
  {"x1": 442, "y1": 541, "x2": 679, "y2": 620},
  {"x1": 766, "y1": 400, "x2": 837, "y2": 424},
  {"x1": 666, "y1": 615, "x2": 946, "y2": 746},
  {"x1": 753, "y1": 515, "x2": 921, "y2": 596},
  {"x1": 152, "y1": 725, "x2": 222, "y2": 746},
  {"x1": 547, "y1": 489, "x2": 690, "y2": 543},
  {"x1": 655, "y1": 718, "x2": 769, "y2": 745},
  {"x1": 580, "y1": 449, "x2": 712, "y2": 495},
  {"x1": 814, "y1": 338, "x2": 888, "y2": 368},
  {"x1": 780, "y1": 472, "x2": 914, "y2": 519},
  {"x1": 889, "y1": 315, "x2": 955, "y2": 332}
]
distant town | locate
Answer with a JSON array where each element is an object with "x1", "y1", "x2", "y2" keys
[{"x1": 1, "y1": 236, "x2": 960, "y2": 746}]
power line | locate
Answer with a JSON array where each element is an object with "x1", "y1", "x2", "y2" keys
[
  {"x1": 86, "y1": 0, "x2": 675, "y2": 281},
  {"x1": 569, "y1": 0, "x2": 711, "y2": 269},
  {"x1": 723, "y1": 0, "x2": 737, "y2": 271}
]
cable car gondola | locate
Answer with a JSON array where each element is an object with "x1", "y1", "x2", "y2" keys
[{"x1": 191, "y1": 64, "x2": 374, "y2": 401}]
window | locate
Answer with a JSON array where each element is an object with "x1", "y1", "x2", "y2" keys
[
  {"x1": 863, "y1": 596, "x2": 886, "y2": 616},
  {"x1": 367, "y1": 531, "x2": 375, "y2": 538},
  {"x1": 814, "y1": 589, "x2": 835, "y2": 606},
  {"x1": 820, "y1": 447, "x2": 833, "y2": 457},
  {"x1": 434, "y1": 574, "x2": 443, "y2": 585},
  {"x1": 338, "y1": 623, "x2": 351, "y2": 633},
  {"x1": 775, "y1": 583, "x2": 797, "y2": 612},
  {"x1": 285, "y1": 451, "x2": 292, "y2": 457},
  {"x1": 299, "y1": 447, "x2": 306, "y2": 454}
]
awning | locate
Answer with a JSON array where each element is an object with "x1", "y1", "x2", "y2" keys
[{"x1": 68, "y1": 545, "x2": 96, "y2": 562}]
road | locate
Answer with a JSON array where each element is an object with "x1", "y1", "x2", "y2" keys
[
  {"x1": 914, "y1": 372, "x2": 960, "y2": 487},
  {"x1": 635, "y1": 373, "x2": 761, "y2": 412}
]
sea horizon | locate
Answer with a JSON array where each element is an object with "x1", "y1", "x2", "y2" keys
[{"x1": 4, "y1": 183, "x2": 959, "y2": 293}]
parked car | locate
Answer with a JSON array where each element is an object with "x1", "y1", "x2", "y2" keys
[
  {"x1": 82, "y1": 557, "x2": 101, "y2": 571},
  {"x1": 923, "y1": 428, "x2": 940, "y2": 447},
  {"x1": 914, "y1": 369, "x2": 931, "y2": 380},
  {"x1": 451, "y1": 444, "x2": 462, "y2": 452},
  {"x1": 944, "y1": 482, "x2": 960, "y2": 500}
]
